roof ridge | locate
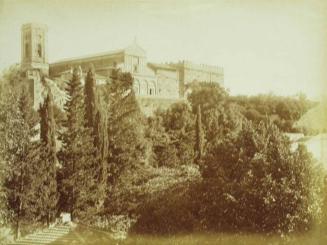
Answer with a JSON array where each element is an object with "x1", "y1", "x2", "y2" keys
[{"x1": 51, "y1": 48, "x2": 124, "y2": 64}]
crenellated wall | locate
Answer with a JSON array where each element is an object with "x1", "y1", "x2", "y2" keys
[{"x1": 172, "y1": 60, "x2": 224, "y2": 85}]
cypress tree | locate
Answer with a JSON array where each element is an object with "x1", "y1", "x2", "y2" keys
[
  {"x1": 84, "y1": 67, "x2": 109, "y2": 214},
  {"x1": 28, "y1": 91, "x2": 58, "y2": 226},
  {"x1": 84, "y1": 67, "x2": 97, "y2": 129},
  {"x1": 93, "y1": 109, "x2": 109, "y2": 212},
  {"x1": 39, "y1": 92, "x2": 57, "y2": 152},
  {"x1": 84, "y1": 67, "x2": 108, "y2": 213},
  {"x1": 106, "y1": 70, "x2": 146, "y2": 182},
  {"x1": 195, "y1": 104, "x2": 205, "y2": 164},
  {"x1": 58, "y1": 67, "x2": 96, "y2": 220},
  {"x1": 104, "y1": 70, "x2": 148, "y2": 213}
]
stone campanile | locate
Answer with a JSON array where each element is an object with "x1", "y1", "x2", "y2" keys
[{"x1": 21, "y1": 23, "x2": 49, "y2": 75}]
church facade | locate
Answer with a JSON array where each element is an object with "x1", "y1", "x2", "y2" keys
[{"x1": 20, "y1": 23, "x2": 224, "y2": 111}]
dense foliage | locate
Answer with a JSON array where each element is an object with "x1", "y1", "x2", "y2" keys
[
  {"x1": 229, "y1": 94, "x2": 316, "y2": 133},
  {"x1": 0, "y1": 88, "x2": 38, "y2": 238},
  {"x1": 200, "y1": 120, "x2": 324, "y2": 233},
  {"x1": 147, "y1": 102, "x2": 195, "y2": 167},
  {"x1": 0, "y1": 66, "x2": 324, "y2": 241},
  {"x1": 134, "y1": 83, "x2": 324, "y2": 235}
]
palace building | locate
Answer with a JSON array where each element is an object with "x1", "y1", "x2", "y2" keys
[{"x1": 20, "y1": 23, "x2": 224, "y2": 112}]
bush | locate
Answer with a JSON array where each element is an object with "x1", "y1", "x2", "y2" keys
[
  {"x1": 131, "y1": 165, "x2": 201, "y2": 235},
  {"x1": 93, "y1": 215, "x2": 136, "y2": 241},
  {"x1": 132, "y1": 182, "x2": 201, "y2": 235}
]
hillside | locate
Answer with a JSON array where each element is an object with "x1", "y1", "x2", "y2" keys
[{"x1": 296, "y1": 102, "x2": 327, "y2": 133}]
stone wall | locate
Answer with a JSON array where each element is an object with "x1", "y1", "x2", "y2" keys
[{"x1": 156, "y1": 69, "x2": 179, "y2": 99}]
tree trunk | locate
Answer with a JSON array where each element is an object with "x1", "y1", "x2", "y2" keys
[
  {"x1": 15, "y1": 216, "x2": 21, "y2": 240},
  {"x1": 15, "y1": 167, "x2": 24, "y2": 239},
  {"x1": 47, "y1": 212, "x2": 50, "y2": 227},
  {"x1": 15, "y1": 197, "x2": 22, "y2": 239},
  {"x1": 71, "y1": 185, "x2": 74, "y2": 222}
]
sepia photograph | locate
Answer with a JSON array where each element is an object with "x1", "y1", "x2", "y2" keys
[{"x1": 0, "y1": 0, "x2": 327, "y2": 244}]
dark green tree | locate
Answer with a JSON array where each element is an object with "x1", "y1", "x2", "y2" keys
[
  {"x1": 93, "y1": 108, "x2": 109, "y2": 213},
  {"x1": 84, "y1": 67, "x2": 97, "y2": 129},
  {"x1": 162, "y1": 102, "x2": 195, "y2": 165},
  {"x1": 200, "y1": 119, "x2": 324, "y2": 233},
  {"x1": 2, "y1": 88, "x2": 38, "y2": 238},
  {"x1": 145, "y1": 111, "x2": 179, "y2": 167},
  {"x1": 84, "y1": 67, "x2": 109, "y2": 214},
  {"x1": 58, "y1": 68, "x2": 97, "y2": 220},
  {"x1": 104, "y1": 70, "x2": 148, "y2": 214},
  {"x1": 188, "y1": 82, "x2": 242, "y2": 156},
  {"x1": 27, "y1": 91, "x2": 58, "y2": 226},
  {"x1": 106, "y1": 70, "x2": 147, "y2": 181}
]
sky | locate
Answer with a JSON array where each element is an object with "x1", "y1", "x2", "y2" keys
[{"x1": 0, "y1": 0, "x2": 327, "y2": 99}]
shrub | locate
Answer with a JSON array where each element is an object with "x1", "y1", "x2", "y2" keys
[
  {"x1": 131, "y1": 165, "x2": 201, "y2": 234},
  {"x1": 94, "y1": 215, "x2": 136, "y2": 241},
  {"x1": 132, "y1": 182, "x2": 201, "y2": 235}
]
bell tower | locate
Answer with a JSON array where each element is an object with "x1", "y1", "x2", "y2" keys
[{"x1": 21, "y1": 23, "x2": 49, "y2": 75}]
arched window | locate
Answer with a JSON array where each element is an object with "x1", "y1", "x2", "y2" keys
[
  {"x1": 25, "y1": 42, "x2": 30, "y2": 58},
  {"x1": 134, "y1": 64, "x2": 138, "y2": 73},
  {"x1": 148, "y1": 81, "x2": 156, "y2": 96},
  {"x1": 133, "y1": 79, "x2": 140, "y2": 95},
  {"x1": 139, "y1": 80, "x2": 147, "y2": 95}
]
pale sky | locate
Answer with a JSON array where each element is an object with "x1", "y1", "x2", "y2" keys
[{"x1": 0, "y1": 0, "x2": 327, "y2": 99}]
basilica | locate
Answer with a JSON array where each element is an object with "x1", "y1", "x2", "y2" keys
[{"x1": 20, "y1": 23, "x2": 224, "y2": 112}]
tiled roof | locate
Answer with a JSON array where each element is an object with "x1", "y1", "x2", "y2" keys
[{"x1": 51, "y1": 42, "x2": 146, "y2": 65}]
